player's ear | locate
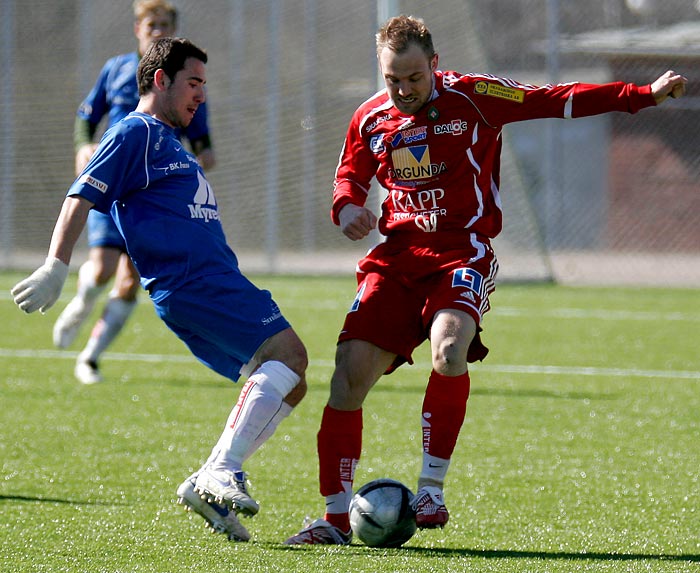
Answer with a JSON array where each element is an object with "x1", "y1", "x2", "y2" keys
[
  {"x1": 430, "y1": 53, "x2": 439, "y2": 73},
  {"x1": 154, "y1": 68, "x2": 170, "y2": 91}
]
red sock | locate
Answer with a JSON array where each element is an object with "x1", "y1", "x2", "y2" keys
[
  {"x1": 317, "y1": 405, "x2": 362, "y2": 531},
  {"x1": 421, "y1": 370, "x2": 470, "y2": 459}
]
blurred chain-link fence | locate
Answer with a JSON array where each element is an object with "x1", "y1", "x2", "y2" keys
[{"x1": 1, "y1": 0, "x2": 698, "y2": 285}]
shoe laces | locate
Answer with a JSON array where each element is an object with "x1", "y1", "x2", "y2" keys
[
  {"x1": 232, "y1": 470, "x2": 251, "y2": 494},
  {"x1": 413, "y1": 486, "x2": 445, "y2": 509}
]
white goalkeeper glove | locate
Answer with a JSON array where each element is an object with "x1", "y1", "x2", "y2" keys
[{"x1": 11, "y1": 257, "x2": 69, "y2": 314}]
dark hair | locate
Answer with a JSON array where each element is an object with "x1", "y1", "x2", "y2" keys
[
  {"x1": 376, "y1": 15, "x2": 435, "y2": 58},
  {"x1": 137, "y1": 37, "x2": 208, "y2": 95}
]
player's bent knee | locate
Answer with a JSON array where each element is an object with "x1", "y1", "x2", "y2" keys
[
  {"x1": 284, "y1": 377, "x2": 307, "y2": 407},
  {"x1": 257, "y1": 360, "x2": 302, "y2": 398},
  {"x1": 270, "y1": 328, "x2": 308, "y2": 377}
]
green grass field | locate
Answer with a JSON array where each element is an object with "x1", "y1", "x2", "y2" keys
[{"x1": 1, "y1": 271, "x2": 698, "y2": 572}]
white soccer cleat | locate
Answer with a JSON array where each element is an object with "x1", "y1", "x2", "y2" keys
[
  {"x1": 74, "y1": 359, "x2": 103, "y2": 385},
  {"x1": 194, "y1": 469, "x2": 260, "y2": 516},
  {"x1": 177, "y1": 474, "x2": 250, "y2": 542},
  {"x1": 53, "y1": 296, "x2": 94, "y2": 348}
]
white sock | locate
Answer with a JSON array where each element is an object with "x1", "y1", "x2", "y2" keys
[
  {"x1": 81, "y1": 294, "x2": 136, "y2": 363},
  {"x1": 324, "y1": 483, "x2": 353, "y2": 515},
  {"x1": 208, "y1": 361, "x2": 299, "y2": 473},
  {"x1": 243, "y1": 401, "x2": 293, "y2": 462},
  {"x1": 75, "y1": 260, "x2": 106, "y2": 309},
  {"x1": 418, "y1": 453, "x2": 450, "y2": 489},
  {"x1": 200, "y1": 402, "x2": 293, "y2": 471}
]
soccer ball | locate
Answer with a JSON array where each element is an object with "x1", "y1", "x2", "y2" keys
[{"x1": 349, "y1": 478, "x2": 417, "y2": 547}]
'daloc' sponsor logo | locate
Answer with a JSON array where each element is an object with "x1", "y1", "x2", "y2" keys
[
  {"x1": 188, "y1": 171, "x2": 220, "y2": 222},
  {"x1": 389, "y1": 145, "x2": 447, "y2": 181},
  {"x1": 434, "y1": 119, "x2": 468, "y2": 136}
]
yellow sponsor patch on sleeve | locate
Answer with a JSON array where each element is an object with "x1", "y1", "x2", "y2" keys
[{"x1": 474, "y1": 81, "x2": 525, "y2": 103}]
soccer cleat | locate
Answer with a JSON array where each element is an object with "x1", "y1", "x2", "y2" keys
[
  {"x1": 53, "y1": 296, "x2": 94, "y2": 349},
  {"x1": 283, "y1": 518, "x2": 352, "y2": 545},
  {"x1": 194, "y1": 469, "x2": 260, "y2": 516},
  {"x1": 74, "y1": 359, "x2": 103, "y2": 385},
  {"x1": 411, "y1": 486, "x2": 449, "y2": 529},
  {"x1": 177, "y1": 475, "x2": 250, "y2": 542}
]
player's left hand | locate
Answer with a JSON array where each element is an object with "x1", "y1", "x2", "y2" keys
[
  {"x1": 11, "y1": 257, "x2": 69, "y2": 314},
  {"x1": 651, "y1": 70, "x2": 688, "y2": 104}
]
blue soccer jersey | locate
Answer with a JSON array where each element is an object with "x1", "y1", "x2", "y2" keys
[
  {"x1": 68, "y1": 112, "x2": 236, "y2": 301},
  {"x1": 78, "y1": 51, "x2": 210, "y2": 140},
  {"x1": 79, "y1": 52, "x2": 211, "y2": 252}
]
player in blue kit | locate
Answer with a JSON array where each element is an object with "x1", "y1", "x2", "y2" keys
[
  {"x1": 53, "y1": 0, "x2": 216, "y2": 385},
  {"x1": 12, "y1": 37, "x2": 307, "y2": 543}
]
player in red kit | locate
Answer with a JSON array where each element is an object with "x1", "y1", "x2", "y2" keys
[{"x1": 284, "y1": 15, "x2": 687, "y2": 545}]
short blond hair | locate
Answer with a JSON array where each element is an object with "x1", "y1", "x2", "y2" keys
[
  {"x1": 133, "y1": 0, "x2": 178, "y2": 25},
  {"x1": 376, "y1": 15, "x2": 435, "y2": 58}
]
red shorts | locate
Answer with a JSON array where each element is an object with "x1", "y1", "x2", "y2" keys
[{"x1": 338, "y1": 232, "x2": 498, "y2": 372}]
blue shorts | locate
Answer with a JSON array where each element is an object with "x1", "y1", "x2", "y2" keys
[
  {"x1": 152, "y1": 271, "x2": 291, "y2": 382},
  {"x1": 87, "y1": 209, "x2": 126, "y2": 251}
]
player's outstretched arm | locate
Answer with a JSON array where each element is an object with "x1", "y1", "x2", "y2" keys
[
  {"x1": 650, "y1": 70, "x2": 688, "y2": 104},
  {"x1": 11, "y1": 196, "x2": 93, "y2": 314}
]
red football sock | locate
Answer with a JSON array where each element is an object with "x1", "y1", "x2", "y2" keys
[
  {"x1": 317, "y1": 405, "x2": 362, "y2": 531},
  {"x1": 421, "y1": 370, "x2": 470, "y2": 459}
]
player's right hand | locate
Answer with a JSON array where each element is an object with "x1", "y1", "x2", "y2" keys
[
  {"x1": 11, "y1": 257, "x2": 69, "y2": 314},
  {"x1": 339, "y1": 204, "x2": 377, "y2": 241}
]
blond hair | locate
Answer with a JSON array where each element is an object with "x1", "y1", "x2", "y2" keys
[
  {"x1": 133, "y1": 0, "x2": 178, "y2": 25},
  {"x1": 376, "y1": 15, "x2": 435, "y2": 58}
]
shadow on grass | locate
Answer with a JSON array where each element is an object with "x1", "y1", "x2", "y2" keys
[
  {"x1": 0, "y1": 494, "x2": 129, "y2": 506},
  {"x1": 272, "y1": 542, "x2": 699, "y2": 563}
]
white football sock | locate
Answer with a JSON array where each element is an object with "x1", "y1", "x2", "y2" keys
[
  {"x1": 76, "y1": 260, "x2": 106, "y2": 308},
  {"x1": 208, "y1": 361, "x2": 299, "y2": 473},
  {"x1": 418, "y1": 453, "x2": 450, "y2": 489},
  {"x1": 324, "y1": 485, "x2": 353, "y2": 515},
  {"x1": 243, "y1": 401, "x2": 293, "y2": 462},
  {"x1": 80, "y1": 294, "x2": 136, "y2": 363}
]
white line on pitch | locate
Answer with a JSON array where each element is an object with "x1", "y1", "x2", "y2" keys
[{"x1": 0, "y1": 348, "x2": 697, "y2": 381}]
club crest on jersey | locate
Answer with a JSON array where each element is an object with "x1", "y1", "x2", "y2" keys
[
  {"x1": 474, "y1": 80, "x2": 525, "y2": 103},
  {"x1": 188, "y1": 171, "x2": 220, "y2": 222},
  {"x1": 389, "y1": 145, "x2": 447, "y2": 181}
]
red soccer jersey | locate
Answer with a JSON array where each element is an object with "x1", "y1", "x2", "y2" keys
[{"x1": 332, "y1": 70, "x2": 656, "y2": 240}]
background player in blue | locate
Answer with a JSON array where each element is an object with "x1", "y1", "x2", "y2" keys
[
  {"x1": 11, "y1": 37, "x2": 307, "y2": 543},
  {"x1": 53, "y1": 0, "x2": 216, "y2": 385}
]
